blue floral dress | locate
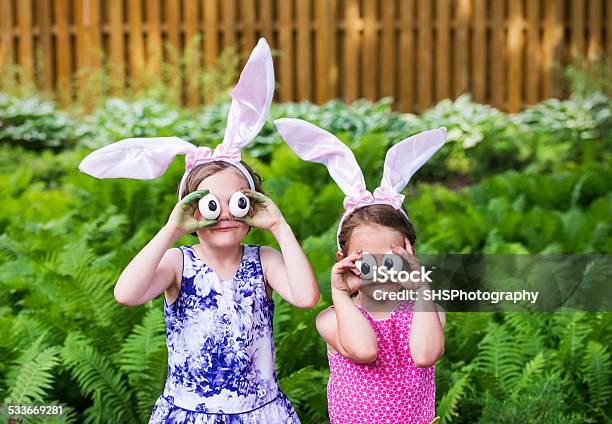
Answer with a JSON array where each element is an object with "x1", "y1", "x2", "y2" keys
[{"x1": 149, "y1": 244, "x2": 300, "y2": 423}]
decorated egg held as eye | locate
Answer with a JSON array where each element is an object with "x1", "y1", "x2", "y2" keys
[
  {"x1": 199, "y1": 193, "x2": 221, "y2": 220},
  {"x1": 229, "y1": 191, "x2": 250, "y2": 218},
  {"x1": 355, "y1": 252, "x2": 376, "y2": 280},
  {"x1": 382, "y1": 250, "x2": 404, "y2": 272}
]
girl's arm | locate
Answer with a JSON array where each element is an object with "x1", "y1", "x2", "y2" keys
[
  {"x1": 114, "y1": 189, "x2": 216, "y2": 306},
  {"x1": 238, "y1": 189, "x2": 319, "y2": 308},
  {"x1": 409, "y1": 282, "x2": 446, "y2": 367},
  {"x1": 391, "y1": 242, "x2": 445, "y2": 368},
  {"x1": 316, "y1": 252, "x2": 378, "y2": 363},
  {"x1": 260, "y1": 222, "x2": 319, "y2": 308}
]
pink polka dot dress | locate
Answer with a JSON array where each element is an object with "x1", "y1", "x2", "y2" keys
[{"x1": 326, "y1": 299, "x2": 436, "y2": 424}]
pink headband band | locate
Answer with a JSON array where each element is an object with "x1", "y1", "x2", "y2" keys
[
  {"x1": 274, "y1": 118, "x2": 447, "y2": 249},
  {"x1": 78, "y1": 38, "x2": 274, "y2": 199}
]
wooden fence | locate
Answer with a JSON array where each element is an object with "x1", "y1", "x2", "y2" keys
[{"x1": 0, "y1": 0, "x2": 610, "y2": 112}]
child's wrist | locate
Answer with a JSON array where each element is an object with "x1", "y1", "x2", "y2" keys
[
  {"x1": 161, "y1": 224, "x2": 184, "y2": 244},
  {"x1": 270, "y1": 219, "x2": 291, "y2": 239}
]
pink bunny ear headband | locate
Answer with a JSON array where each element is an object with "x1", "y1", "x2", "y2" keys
[
  {"x1": 274, "y1": 118, "x2": 447, "y2": 249},
  {"x1": 79, "y1": 38, "x2": 274, "y2": 199}
]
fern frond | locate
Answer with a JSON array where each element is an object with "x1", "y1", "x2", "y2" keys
[
  {"x1": 511, "y1": 351, "x2": 546, "y2": 393},
  {"x1": 4, "y1": 346, "x2": 60, "y2": 403},
  {"x1": 279, "y1": 367, "x2": 329, "y2": 424},
  {"x1": 473, "y1": 322, "x2": 524, "y2": 390},
  {"x1": 117, "y1": 308, "x2": 166, "y2": 375},
  {"x1": 581, "y1": 341, "x2": 611, "y2": 410},
  {"x1": 117, "y1": 308, "x2": 167, "y2": 421},
  {"x1": 437, "y1": 366, "x2": 472, "y2": 424},
  {"x1": 61, "y1": 333, "x2": 139, "y2": 424}
]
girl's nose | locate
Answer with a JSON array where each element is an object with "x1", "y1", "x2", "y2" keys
[{"x1": 217, "y1": 203, "x2": 233, "y2": 221}]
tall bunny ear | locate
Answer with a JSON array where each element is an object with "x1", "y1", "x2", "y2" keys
[
  {"x1": 274, "y1": 118, "x2": 371, "y2": 207},
  {"x1": 218, "y1": 38, "x2": 275, "y2": 155},
  {"x1": 78, "y1": 137, "x2": 197, "y2": 179},
  {"x1": 379, "y1": 128, "x2": 447, "y2": 194}
]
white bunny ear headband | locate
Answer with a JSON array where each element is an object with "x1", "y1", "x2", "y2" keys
[
  {"x1": 274, "y1": 118, "x2": 447, "y2": 249},
  {"x1": 79, "y1": 38, "x2": 274, "y2": 199}
]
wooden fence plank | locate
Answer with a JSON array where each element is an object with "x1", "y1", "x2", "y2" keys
[
  {"x1": 608, "y1": 0, "x2": 612, "y2": 55},
  {"x1": 435, "y1": 0, "x2": 450, "y2": 102},
  {"x1": 490, "y1": 0, "x2": 505, "y2": 109},
  {"x1": 542, "y1": 0, "x2": 564, "y2": 98},
  {"x1": 128, "y1": 0, "x2": 145, "y2": 78},
  {"x1": 508, "y1": 0, "x2": 524, "y2": 112},
  {"x1": 89, "y1": 0, "x2": 102, "y2": 68},
  {"x1": 55, "y1": 0, "x2": 72, "y2": 104},
  {"x1": 146, "y1": 0, "x2": 163, "y2": 75},
  {"x1": 380, "y1": 0, "x2": 395, "y2": 99},
  {"x1": 107, "y1": 0, "x2": 124, "y2": 95},
  {"x1": 399, "y1": 0, "x2": 414, "y2": 112},
  {"x1": 259, "y1": 0, "x2": 273, "y2": 42},
  {"x1": 417, "y1": 0, "x2": 432, "y2": 111},
  {"x1": 243, "y1": 0, "x2": 256, "y2": 51},
  {"x1": 185, "y1": 0, "x2": 200, "y2": 107},
  {"x1": 526, "y1": 0, "x2": 540, "y2": 104},
  {"x1": 203, "y1": 0, "x2": 218, "y2": 67},
  {"x1": 0, "y1": 0, "x2": 14, "y2": 75},
  {"x1": 278, "y1": 0, "x2": 294, "y2": 101},
  {"x1": 17, "y1": 0, "x2": 34, "y2": 82},
  {"x1": 454, "y1": 0, "x2": 470, "y2": 97},
  {"x1": 587, "y1": 0, "x2": 603, "y2": 59},
  {"x1": 37, "y1": 0, "x2": 53, "y2": 91},
  {"x1": 315, "y1": 0, "x2": 331, "y2": 102},
  {"x1": 362, "y1": 0, "x2": 377, "y2": 100},
  {"x1": 165, "y1": 0, "x2": 180, "y2": 51},
  {"x1": 344, "y1": 0, "x2": 360, "y2": 103},
  {"x1": 570, "y1": 0, "x2": 585, "y2": 59},
  {"x1": 222, "y1": 0, "x2": 237, "y2": 48},
  {"x1": 472, "y1": 0, "x2": 486, "y2": 102},
  {"x1": 296, "y1": 0, "x2": 311, "y2": 100}
]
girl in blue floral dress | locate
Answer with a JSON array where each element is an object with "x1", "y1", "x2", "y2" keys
[{"x1": 78, "y1": 39, "x2": 319, "y2": 423}]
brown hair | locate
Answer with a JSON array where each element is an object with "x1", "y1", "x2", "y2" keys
[
  {"x1": 337, "y1": 204, "x2": 416, "y2": 254},
  {"x1": 178, "y1": 161, "x2": 264, "y2": 198}
]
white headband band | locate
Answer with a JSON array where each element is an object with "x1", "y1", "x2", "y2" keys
[{"x1": 177, "y1": 159, "x2": 256, "y2": 200}]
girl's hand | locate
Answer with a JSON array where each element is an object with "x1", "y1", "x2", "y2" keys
[
  {"x1": 166, "y1": 189, "x2": 218, "y2": 238},
  {"x1": 390, "y1": 240, "x2": 427, "y2": 291},
  {"x1": 235, "y1": 188, "x2": 286, "y2": 232},
  {"x1": 331, "y1": 251, "x2": 368, "y2": 294}
]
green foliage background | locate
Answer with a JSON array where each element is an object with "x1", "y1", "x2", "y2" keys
[{"x1": 0, "y1": 90, "x2": 610, "y2": 423}]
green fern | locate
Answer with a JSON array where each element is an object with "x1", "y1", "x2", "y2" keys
[
  {"x1": 117, "y1": 307, "x2": 167, "y2": 421},
  {"x1": 4, "y1": 345, "x2": 60, "y2": 403},
  {"x1": 437, "y1": 366, "x2": 472, "y2": 424},
  {"x1": 60, "y1": 332, "x2": 139, "y2": 424},
  {"x1": 279, "y1": 366, "x2": 329, "y2": 424},
  {"x1": 473, "y1": 322, "x2": 524, "y2": 389},
  {"x1": 580, "y1": 341, "x2": 611, "y2": 411},
  {"x1": 511, "y1": 351, "x2": 546, "y2": 392}
]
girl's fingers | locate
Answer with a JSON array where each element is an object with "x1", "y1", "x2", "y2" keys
[
  {"x1": 235, "y1": 216, "x2": 253, "y2": 226},
  {"x1": 180, "y1": 189, "x2": 209, "y2": 205},
  {"x1": 195, "y1": 219, "x2": 217, "y2": 229},
  {"x1": 241, "y1": 188, "x2": 269, "y2": 204}
]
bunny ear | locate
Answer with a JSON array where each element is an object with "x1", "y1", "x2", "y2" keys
[
  {"x1": 78, "y1": 137, "x2": 197, "y2": 179},
  {"x1": 274, "y1": 118, "x2": 368, "y2": 201},
  {"x1": 380, "y1": 128, "x2": 447, "y2": 193},
  {"x1": 220, "y1": 38, "x2": 274, "y2": 152}
]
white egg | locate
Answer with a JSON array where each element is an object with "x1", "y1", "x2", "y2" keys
[{"x1": 198, "y1": 193, "x2": 221, "y2": 220}]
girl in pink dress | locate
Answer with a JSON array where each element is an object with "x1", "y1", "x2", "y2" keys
[{"x1": 275, "y1": 119, "x2": 447, "y2": 424}]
